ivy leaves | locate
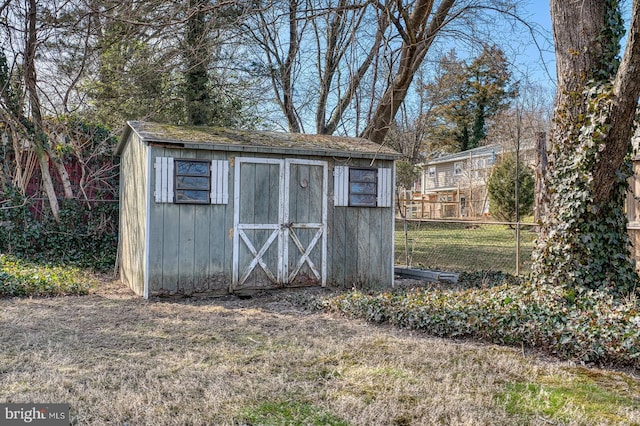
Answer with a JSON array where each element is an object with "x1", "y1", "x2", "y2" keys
[
  {"x1": 322, "y1": 282, "x2": 640, "y2": 367},
  {"x1": 532, "y1": 82, "x2": 638, "y2": 297}
]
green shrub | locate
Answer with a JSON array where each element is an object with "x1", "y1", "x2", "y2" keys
[
  {"x1": 0, "y1": 254, "x2": 93, "y2": 296},
  {"x1": 0, "y1": 188, "x2": 118, "y2": 271},
  {"x1": 320, "y1": 282, "x2": 640, "y2": 367},
  {"x1": 487, "y1": 153, "x2": 534, "y2": 222}
]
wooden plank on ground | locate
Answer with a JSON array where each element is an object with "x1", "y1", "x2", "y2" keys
[{"x1": 394, "y1": 267, "x2": 459, "y2": 283}]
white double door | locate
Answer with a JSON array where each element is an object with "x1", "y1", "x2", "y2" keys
[{"x1": 232, "y1": 157, "x2": 327, "y2": 290}]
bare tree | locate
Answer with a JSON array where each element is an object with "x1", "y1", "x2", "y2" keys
[
  {"x1": 246, "y1": 0, "x2": 525, "y2": 139},
  {"x1": 0, "y1": 0, "x2": 255, "y2": 219},
  {"x1": 244, "y1": 0, "x2": 309, "y2": 132},
  {"x1": 361, "y1": 0, "x2": 458, "y2": 143},
  {"x1": 1, "y1": 0, "x2": 74, "y2": 220}
]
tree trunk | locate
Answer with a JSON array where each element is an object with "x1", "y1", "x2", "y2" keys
[
  {"x1": 315, "y1": 0, "x2": 347, "y2": 134},
  {"x1": 361, "y1": 0, "x2": 455, "y2": 144},
  {"x1": 185, "y1": 0, "x2": 211, "y2": 126},
  {"x1": 48, "y1": 146, "x2": 74, "y2": 199},
  {"x1": 315, "y1": 4, "x2": 389, "y2": 136},
  {"x1": 282, "y1": 0, "x2": 301, "y2": 133},
  {"x1": 25, "y1": 0, "x2": 60, "y2": 220},
  {"x1": 532, "y1": 0, "x2": 640, "y2": 295},
  {"x1": 321, "y1": 11, "x2": 388, "y2": 135}
]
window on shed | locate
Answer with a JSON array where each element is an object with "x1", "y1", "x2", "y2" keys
[
  {"x1": 334, "y1": 166, "x2": 392, "y2": 207},
  {"x1": 175, "y1": 159, "x2": 211, "y2": 204},
  {"x1": 454, "y1": 161, "x2": 463, "y2": 176},
  {"x1": 155, "y1": 157, "x2": 229, "y2": 205},
  {"x1": 428, "y1": 166, "x2": 436, "y2": 179},
  {"x1": 349, "y1": 168, "x2": 377, "y2": 207}
]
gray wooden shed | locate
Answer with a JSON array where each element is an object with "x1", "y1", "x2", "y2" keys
[{"x1": 115, "y1": 121, "x2": 399, "y2": 298}]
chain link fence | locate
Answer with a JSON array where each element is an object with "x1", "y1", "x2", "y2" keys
[{"x1": 395, "y1": 219, "x2": 537, "y2": 275}]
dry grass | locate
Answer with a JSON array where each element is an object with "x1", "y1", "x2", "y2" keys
[{"x1": 0, "y1": 277, "x2": 638, "y2": 425}]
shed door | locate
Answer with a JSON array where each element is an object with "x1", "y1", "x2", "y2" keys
[{"x1": 232, "y1": 158, "x2": 327, "y2": 291}]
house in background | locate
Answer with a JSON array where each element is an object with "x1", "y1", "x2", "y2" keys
[
  {"x1": 626, "y1": 142, "x2": 640, "y2": 266},
  {"x1": 115, "y1": 121, "x2": 399, "y2": 298},
  {"x1": 399, "y1": 141, "x2": 536, "y2": 219},
  {"x1": 400, "y1": 144, "x2": 501, "y2": 219}
]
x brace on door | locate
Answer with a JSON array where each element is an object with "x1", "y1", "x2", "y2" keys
[
  {"x1": 237, "y1": 227, "x2": 279, "y2": 285},
  {"x1": 286, "y1": 225, "x2": 323, "y2": 282}
]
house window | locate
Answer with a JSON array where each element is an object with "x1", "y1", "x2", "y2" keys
[
  {"x1": 349, "y1": 168, "x2": 377, "y2": 207},
  {"x1": 174, "y1": 159, "x2": 210, "y2": 204},
  {"x1": 472, "y1": 158, "x2": 485, "y2": 169},
  {"x1": 428, "y1": 166, "x2": 436, "y2": 179},
  {"x1": 454, "y1": 161, "x2": 463, "y2": 176}
]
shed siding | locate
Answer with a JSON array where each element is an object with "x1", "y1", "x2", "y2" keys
[
  {"x1": 214, "y1": 152, "x2": 234, "y2": 285},
  {"x1": 356, "y1": 208, "x2": 371, "y2": 284},
  {"x1": 119, "y1": 134, "x2": 148, "y2": 296},
  {"x1": 148, "y1": 147, "x2": 233, "y2": 295},
  {"x1": 177, "y1": 149, "x2": 197, "y2": 292},
  {"x1": 134, "y1": 144, "x2": 394, "y2": 294},
  {"x1": 327, "y1": 158, "x2": 394, "y2": 288}
]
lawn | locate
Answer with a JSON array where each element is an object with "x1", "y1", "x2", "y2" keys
[
  {"x1": 395, "y1": 220, "x2": 537, "y2": 275},
  {"x1": 1, "y1": 277, "x2": 638, "y2": 425}
]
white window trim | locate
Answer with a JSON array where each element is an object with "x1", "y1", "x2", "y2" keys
[
  {"x1": 454, "y1": 161, "x2": 463, "y2": 176},
  {"x1": 154, "y1": 157, "x2": 174, "y2": 203},
  {"x1": 210, "y1": 160, "x2": 229, "y2": 204},
  {"x1": 154, "y1": 156, "x2": 229, "y2": 204},
  {"x1": 334, "y1": 166, "x2": 393, "y2": 208}
]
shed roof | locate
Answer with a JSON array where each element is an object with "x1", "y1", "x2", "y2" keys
[{"x1": 116, "y1": 121, "x2": 399, "y2": 160}]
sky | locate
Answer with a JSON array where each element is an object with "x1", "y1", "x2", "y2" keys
[
  {"x1": 435, "y1": 2, "x2": 557, "y2": 93},
  {"x1": 512, "y1": 2, "x2": 555, "y2": 88},
  {"x1": 528, "y1": 2, "x2": 552, "y2": 34}
]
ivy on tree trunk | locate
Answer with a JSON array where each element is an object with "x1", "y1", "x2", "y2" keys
[{"x1": 532, "y1": 0, "x2": 640, "y2": 296}]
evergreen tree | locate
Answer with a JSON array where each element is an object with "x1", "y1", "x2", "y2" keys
[
  {"x1": 487, "y1": 154, "x2": 534, "y2": 222},
  {"x1": 184, "y1": 0, "x2": 212, "y2": 126},
  {"x1": 422, "y1": 46, "x2": 518, "y2": 153}
]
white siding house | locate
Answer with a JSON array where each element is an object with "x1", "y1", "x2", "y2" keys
[{"x1": 407, "y1": 145, "x2": 501, "y2": 218}]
